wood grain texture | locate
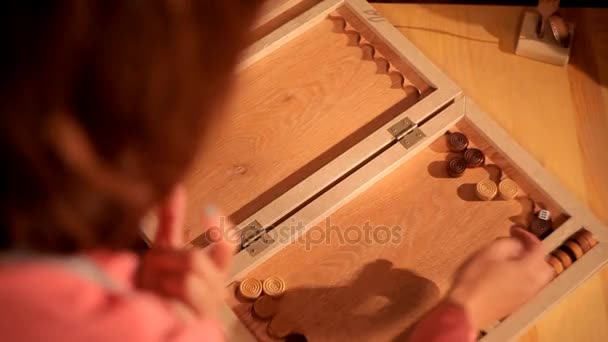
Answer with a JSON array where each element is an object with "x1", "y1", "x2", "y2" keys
[
  {"x1": 228, "y1": 120, "x2": 567, "y2": 341},
  {"x1": 227, "y1": 99, "x2": 465, "y2": 284},
  {"x1": 253, "y1": 0, "x2": 322, "y2": 41},
  {"x1": 465, "y1": 99, "x2": 608, "y2": 245},
  {"x1": 372, "y1": 4, "x2": 608, "y2": 341},
  {"x1": 182, "y1": 14, "x2": 422, "y2": 243}
]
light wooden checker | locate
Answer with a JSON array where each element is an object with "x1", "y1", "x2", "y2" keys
[
  {"x1": 238, "y1": 278, "x2": 263, "y2": 300},
  {"x1": 498, "y1": 179, "x2": 519, "y2": 200}
]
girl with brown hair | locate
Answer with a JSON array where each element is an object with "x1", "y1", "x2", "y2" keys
[{"x1": 0, "y1": 1, "x2": 552, "y2": 341}]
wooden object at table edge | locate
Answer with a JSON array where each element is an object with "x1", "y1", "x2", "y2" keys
[{"x1": 515, "y1": 11, "x2": 574, "y2": 66}]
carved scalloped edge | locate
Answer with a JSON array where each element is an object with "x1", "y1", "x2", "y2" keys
[{"x1": 328, "y1": 12, "x2": 420, "y2": 95}]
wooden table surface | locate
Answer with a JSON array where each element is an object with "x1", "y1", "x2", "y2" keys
[{"x1": 370, "y1": 3, "x2": 608, "y2": 341}]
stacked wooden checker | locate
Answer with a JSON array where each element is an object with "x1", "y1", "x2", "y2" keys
[
  {"x1": 263, "y1": 276, "x2": 286, "y2": 297},
  {"x1": 237, "y1": 278, "x2": 263, "y2": 300},
  {"x1": 464, "y1": 148, "x2": 485, "y2": 168},
  {"x1": 546, "y1": 230, "x2": 598, "y2": 276},
  {"x1": 447, "y1": 132, "x2": 469, "y2": 152},
  {"x1": 446, "y1": 132, "x2": 522, "y2": 203},
  {"x1": 445, "y1": 132, "x2": 485, "y2": 178},
  {"x1": 237, "y1": 277, "x2": 298, "y2": 339},
  {"x1": 447, "y1": 158, "x2": 467, "y2": 178}
]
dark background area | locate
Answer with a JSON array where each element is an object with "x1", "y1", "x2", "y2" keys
[{"x1": 369, "y1": 1, "x2": 608, "y2": 7}]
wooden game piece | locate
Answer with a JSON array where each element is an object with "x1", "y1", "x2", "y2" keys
[
  {"x1": 252, "y1": 295, "x2": 279, "y2": 320},
  {"x1": 446, "y1": 158, "x2": 466, "y2": 178},
  {"x1": 562, "y1": 240, "x2": 584, "y2": 260},
  {"x1": 237, "y1": 278, "x2": 263, "y2": 301},
  {"x1": 476, "y1": 179, "x2": 497, "y2": 201},
  {"x1": 558, "y1": 246, "x2": 578, "y2": 265},
  {"x1": 498, "y1": 179, "x2": 518, "y2": 200},
  {"x1": 268, "y1": 314, "x2": 296, "y2": 339},
  {"x1": 447, "y1": 132, "x2": 469, "y2": 152},
  {"x1": 570, "y1": 235, "x2": 592, "y2": 253},
  {"x1": 578, "y1": 230, "x2": 598, "y2": 247},
  {"x1": 551, "y1": 249, "x2": 573, "y2": 269},
  {"x1": 546, "y1": 255, "x2": 564, "y2": 275},
  {"x1": 262, "y1": 276, "x2": 286, "y2": 297},
  {"x1": 464, "y1": 148, "x2": 485, "y2": 168},
  {"x1": 529, "y1": 210, "x2": 553, "y2": 239},
  {"x1": 529, "y1": 217, "x2": 553, "y2": 239}
]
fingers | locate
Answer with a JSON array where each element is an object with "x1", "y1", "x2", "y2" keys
[
  {"x1": 143, "y1": 249, "x2": 222, "y2": 275},
  {"x1": 510, "y1": 226, "x2": 543, "y2": 257},
  {"x1": 159, "y1": 270, "x2": 224, "y2": 317},
  {"x1": 482, "y1": 228, "x2": 544, "y2": 262},
  {"x1": 139, "y1": 249, "x2": 227, "y2": 317},
  {"x1": 483, "y1": 238, "x2": 525, "y2": 260},
  {"x1": 207, "y1": 236, "x2": 233, "y2": 272},
  {"x1": 142, "y1": 201, "x2": 235, "y2": 321},
  {"x1": 155, "y1": 186, "x2": 186, "y2": 249},
  {"x1": 510, "y1": 228, "x2": 553, "y2": 285},
  {"x1": 202, "y1": 207, "x2": 235, "y2": 272}
]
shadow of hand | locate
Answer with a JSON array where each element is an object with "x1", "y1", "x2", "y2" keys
[{"x1": 263, "y1": 259, "x2": 439, "y2": 340}]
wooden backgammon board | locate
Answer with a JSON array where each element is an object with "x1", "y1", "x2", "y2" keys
[{"x1": 142, "y1": 0, "x2": 608, "y2": 340}]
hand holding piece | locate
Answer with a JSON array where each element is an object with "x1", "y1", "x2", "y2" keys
[
  {"x1": 446, "y1": 227, "x2": 554, "y2": 330},
  {"x1": 137, "y1": 186, "x2": 235, "y2": 322}
]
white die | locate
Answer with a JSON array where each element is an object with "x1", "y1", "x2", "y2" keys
[{"x1": 538, "y1": 210, "x2": 551, "y2": 221}]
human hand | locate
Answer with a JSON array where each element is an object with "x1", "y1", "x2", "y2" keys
[
  {"x1": 446, "y1": 227, "x2": 554, "y2": 329},
  {"x1": 137, "y1": 186, "x2": 235, "y2": 321}
]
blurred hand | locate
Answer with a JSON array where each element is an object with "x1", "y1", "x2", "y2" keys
[
  {"x1": 447, "y1": 227, "x2": 554, "y2": 329},
  {"x1": 137, "y1": 186, "x2": 235, "y2": 321}
]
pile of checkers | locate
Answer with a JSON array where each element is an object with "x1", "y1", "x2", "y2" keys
[
  {"x1": 446, "y1": 132, "x2": 519, "y2": 202},
  {"x1": 546, "y1": 229, "x2": 598, "y2": 276},
  {"x1": 236, "y1": 277, "x2": 307, "y2": 341},
  {"x1": 446, "y1": 133, "x2": 599, "y2": 276},
  {"x1": 447, "y1": 132, "x2": 557, "y2": 240}
]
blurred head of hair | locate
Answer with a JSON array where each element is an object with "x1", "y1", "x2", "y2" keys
[{"x1": 0, "y1": 0, "x2": 263, "y2": 252}]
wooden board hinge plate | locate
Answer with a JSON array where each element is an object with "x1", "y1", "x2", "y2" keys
[
  {"x1": 239, "y1": 220, "x2": 275, "y2": 257},
  {"x1": 387, "y1": 117, "x2": 426, "y2": 149},
  {"x1": 400, "y1": 128, "x2": 426, "y2": 149}
]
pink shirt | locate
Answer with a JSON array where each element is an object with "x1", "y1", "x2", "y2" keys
[
  {"x1": 0, "y1": 250, "x2": 474, "y2": 342},
  {"x1": 0, "y1": 251, "x2": 224, "y2": 342},
  {"x1": 409, "y1": 301, "x2": 476, "y2": 342}
]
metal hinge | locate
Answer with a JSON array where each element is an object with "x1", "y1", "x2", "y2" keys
[
  {"x1": 239, "y1": 220, "x2": 275, "y2": 257},
  {"x1": 387, "y1": 117, "x2": 426, "y2": 149}
]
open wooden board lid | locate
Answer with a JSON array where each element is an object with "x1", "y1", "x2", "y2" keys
[
  {"x1": 253, "y1": 0, "x2": 323, "y2": 41},
  {"x1": 141, "y1": 0, "x2": 461, "y2": 247}
]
